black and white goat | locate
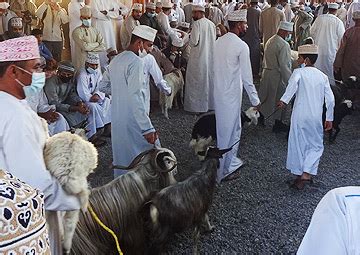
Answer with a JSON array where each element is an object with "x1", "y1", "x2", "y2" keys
[
  {"x1": 189, "y1": 107, "x2": 260, "y2": 157},
  {"x1": 71, "y1": 148, "x2": 177, "y2": 255},
  {"x1": 145, "y1": 146, "x2": 231, "y2": 254}
]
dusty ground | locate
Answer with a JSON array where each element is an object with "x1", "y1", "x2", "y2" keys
[{"x1": 89, "y1": 96, "x2": 360, "y2": 254}]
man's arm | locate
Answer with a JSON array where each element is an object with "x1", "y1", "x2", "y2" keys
[
  {"x1": 72, "y1": 28, "x2": 103, "y2": 52},
  {"x1": 189, "y1": 21, "x2": 200, "y2": 47},
  {"x1": 324, "y1": 77, "x2": 335, "y2": 121},
  {"x1": 279, "y1": 45, "x2": 292, "y2": 84},
  {"x1": 333, "y1": 31, "x2": 347, "y2": 70},
  {"x1": 77, "y1": 73, "x2": 93, "y2": 102},
  {"x1": 148, "y1": 56, "x2": 172, "y2": 96},
  {"x1": 44, "y1": 80, "x2": 72, "y2": 112},
  {"x1": 279, "y1": 70, "x2": 299, "y2": 104}
]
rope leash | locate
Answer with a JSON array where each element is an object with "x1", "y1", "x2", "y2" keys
[{"x1": 88, "y1": 205, "x2": 123, "y2": 255}]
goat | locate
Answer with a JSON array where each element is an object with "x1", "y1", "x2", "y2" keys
[
  {"x1": 70, "y1": 148, "x2": 177, "y2": 255},
  {"x1": 323, "y1": 84, "x2": 354, "y2": 143},
  {"x1": 189, "y1": 107, "x2": 260, "y2": 158},
  {"x1": 43, "y1": 130, "x2": 98, "y2": 254},
  {"x1": 145, "y1": 146, "x2": 231, "y2": 254},
  {"x1": 159, "y1": 69, "x2": 184, "y2": 119}
]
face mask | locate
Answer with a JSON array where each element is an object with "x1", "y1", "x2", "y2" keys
[
  {"x1": 15, "y1": 67, "x2": 46, "y2": 97},
  {"x1": 59, "y1": 75, "x2": 72, "y2": 83},
  {"x1": 285, "y1": 34, "x2": 292, "y2": 42},
  {"x1": 138, "y1": 49, "x2": 148, "y2": 58},
  {"x1": 300, "y1": 63, "x2": 305, "y2": 68},
  {"x1": 82, "y1": 19, "x2": 91, "y2": 27},
  {"x1": 86, "y1": 66, "x2": 97, "y2": 74},
  {"x1": 147, "y1": 12, "x2": 156, "y2": 18}
]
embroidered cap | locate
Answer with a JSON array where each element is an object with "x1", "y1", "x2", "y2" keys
[
  {"x1": 228, "y1": 10, "x2": 247, "y2": 22},
  {"x1": 80, "y1": 5, "x2": 92, "y2": 17},
  {"x1": 9, "y1": 17, "x2": 23, "y2": 28},
  {"x1": 278, "y1": 21, "x2": 294, "y2": 32},
  {"x1": 58, "y1": 61, "x2": 76, "y2": 73},
  {"x1": 298, "y1": 44, "x2": 318, "y2": 55},
  {"x1": 352, "y1": 11, "x2": 360, "y2": 20},
  {"x1": 0, "y1": 36, "x2": 40, "y2": 62},
  {"x1": 86, "y1": 52, "x2": 100, "y2": 64},
  {"x1": 132, "y1": 25, "x2": 157, "y2": 42},
  {"x1": 328, "y1": 3, "x2": 339, "y2": 9},
  {"x1": 146, "y1": 2, "x2": 156, "y2": 9},
  {"x1": 132, "y1": 3, "x2": 143, "y2": 11},
  {"x1": 192, "y1": 4, "x2": 205, "y2": 12}
]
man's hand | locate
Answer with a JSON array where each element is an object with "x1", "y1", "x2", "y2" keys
[
  {"x1": 324, "y1": 121, "x2": 333, "y2": 131},
  {"x1": 39, "y1": 109, "x2": 59, "y2": 123},
  {"x1": 143, "y1": 131, "x2": 158, "y2": 144},
  {"x1": 76, "y1": 102, "x2": 90, "y2": 114},
  {"x1": 100, "y1": 10, "x2": 108, "y2": 15},
  {"x1": 90, "y1": 94, "x2": 100, "y2": 103},
  {"x1": 253, "y1": 103, "x2": 261, "y2": 112},
  {"x1": 277, "y1": 101, "x2": 286, "y2": 109}
]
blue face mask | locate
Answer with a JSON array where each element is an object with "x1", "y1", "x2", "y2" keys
[
  {"x1": 82, "y1": 19, "x2": 91, "y2": 27},
  {"x1": 15, "y1": 67, "x2": 46, "y2": 98},
  {"x1": 146, "y1": 12, "x2": 156, "y2": 18},
  {"x1": 285, "y1": 34, "x2": 292, "y2": 42},
  {"x1": 86, "y1": 66, "x2": 97, "y2": 74},
  {"x1": 300, "y1": 63, "x2": 305, "y2": 68}
]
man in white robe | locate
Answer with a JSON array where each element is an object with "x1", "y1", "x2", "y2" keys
[
  {"x1": 207, "y1": 2, "x2": 224, "y2": 25},
  {"x1": 183, "y1": 0, "x2": 194, "y2": 23},
  {"x1": 120, "y1": 3, "x2": 141, "y2": 50},
  {"x1": 0, "y1": 36, "x2": 80, "y2": 255},
  {"x1": 259, "y1": 0, "x2": 285, "y2": 45},
  {"x1": 278, "y1": 44, "x2": 334, "y2": 189},
  {"x1": 172, "y1": 0, "x2": 185, "y2": 22},
  {"x1": 110, "y1": 25, "x2": 159, "y2": 176},
  {"x1": 77, "y1": 52, "x2": 111, "y2": 146},
  {"x1": 157, "y1": 0, "x2": 174, "y2": 36},
  {"x1": 214, "y1": 10, "x2": 260, "y2": 182},
  {"x1": 72, "y1": 5, "x2": 106, "y2": 70},
  {"x1": 298, "y1": 186, "x2": 360, "y2": 254},
  {"x1": 68, "y1": 0, "x2": 88, "y2": 62},
  {"x1": 346, "y1": 1, "x2": 360, "y2": 28},
  {"x1": 90, "y1": 0, "x2": 118, "y2": 66},
  {"x1": 258, "y1": 21, "x2": 293, "y2": 132},
  {"x1": 26, "y1": 88, "x2": 70, "y2": 136},
  {"x1": 184, "y1": 5, "x2": 216, "y2": 113},
  {"x1": 310, "y1": 3, "x2": 345, "y2": 85},
  {"x1": 336, "y1": 0, "x2": 347, "y2": 27}
]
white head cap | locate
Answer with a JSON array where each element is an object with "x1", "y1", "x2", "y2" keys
[
  {"x1": 298, "y1": 44, "x2": 318, "y2": 55},
  {"x1": 132, "y1": 25, "x2": 157, "y2": 42},
  {"x1": 0, "y1": 2, "x2": 10, "y2": 9},
  {"x1": 80, "y1": 5, "x2": 91, "y2": 16},
  {"x1": 290, "y1": 2, "x2": 299, "y2": 8},
  {"x1": 335, "y1": 0, "x2": 342, "y2": 3},
  {"x1": 328, "y1": 3, "x2": 339, "y2": 9},
  {"x1": 161, "y1": 0, "x2": 173, "y2": 8},
  {"x1": 132, "y1": 3, "x2": 143, "y2": 11},
  {"x1": 0, "y1": 36, "x2": 40, "y2": 62},
  {"x1": 86, "y1": 52, "x2": 100, "y2": 64},
  {"x1": 353, "y1": 11, "x2": 360, "y2": 20},
  {"x1": 278, "y1": 21, "x2": 294, "y2": 32},
  {"x1": 172, "y1": 37, "x2": 184, "y2": 47},
  {"x1": 192, "y1": 4, "x2": 205, "y2": 12},
  {"x1": 156, "y1": 1, "x2": 162, "y2": 8},
  {"x1": 228, "y1": 10, "x2": 247, "y2": 22},
  {"x1": 173, "y1": 0, "x2": 180, "y2": 4},
  {"x1": 9, "y1": 17, "x2": 23, "y2": 28},
  {"x1": 146, "y1": 2, "x2": 156, "y2": 9}
]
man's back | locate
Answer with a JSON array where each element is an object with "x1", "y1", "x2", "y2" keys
[
  {"x1": 263, "y1": 34, "x2": 290, "y2": 70},
  {"x1": 260, "y1": 7, "x2": 285, "y2": 45},
  {"x1": 243, "y1": 6, "x2": 261, "y2": 42}
]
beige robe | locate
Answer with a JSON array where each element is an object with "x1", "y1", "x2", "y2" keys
[
  {"x1": 259, "y1": 6, "x2": 285, "y2": 46},
  {"x1": 120, "y1": 15, "x2": 139, "y2": 50},
  {"x1": 72, "y1": 25, "x2": 106, "y2": 70},
  {"x1": 294, "y1": 10, "x2": 313, "y2": 50},
  {"x1": 258, "y1": 34, "x2": 292, "y2": 122}
]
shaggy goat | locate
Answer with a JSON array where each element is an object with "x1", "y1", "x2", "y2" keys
[
  {"x1": 43, "y1": 130, "x2": 98, "y2": 254},
  {"x1": 159, "y1": 69, "x2": 184, "y2": 119},
  {"x1": 145, "y1": 146, "x2": 231, "y2": 254},
  {"x1": 70, "y1": 148, "x2": 177, "y2": 255},
  {"x1": 189, "y1": 107, "x2": 260, "y2": 158}
]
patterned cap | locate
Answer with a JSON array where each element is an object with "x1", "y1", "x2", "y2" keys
[
  {"x1": 9, "y1": 17, "x2": 23, "y2": 28},
  {"x1": 86, "y1": 52, "x2": 100, "y2": 64},
  {"x1": 0, "y1": 36, "x2": 40, "y2": 62},
  {"x1": 132, "y1": 25, "x2": 157, "y2": 42},
  {"x1": 352, "y1": 11, "x2": 360, "y2": 20},
  {"x1": 228, "y1": 10, "x2": 247, "y2": 22},
  {"x1": 132, "y1": 3, "x2": 143, "y2": 11}
]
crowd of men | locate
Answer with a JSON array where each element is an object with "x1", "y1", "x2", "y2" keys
[{"x1": 0, "y1": 0, "x2": 360, "y2": 253}]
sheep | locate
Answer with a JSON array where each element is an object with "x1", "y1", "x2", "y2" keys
[
  {"x1": 189, "y1": 107, "x2": 260, "y2": 158},
  {"x1": 70, "y1": 148, "x2": 178, "y2": 255},
  {"x1": 145, "y1": 146, "x2": 232, "y2": 255},
  {"x1": 43, "y1": 130, "x2": 98, "y2": 254},
  {"x1": 159, "y1": 69, "x2": 184, "y2": 119}
]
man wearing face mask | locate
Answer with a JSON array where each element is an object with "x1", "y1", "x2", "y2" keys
[
  {"x1": 110, "y1": 25, "x2": 160, "y2": 177},
  {"x1": 258, "y1": 21, "x2": 293, "y2": 132},
  {"x1": 98, "y1": 47, "x2": 117, "y2": 96},
  {"x1": 77, "y1": 52, "x2": 111, "y2": 146},
  {"x1": 157, "y1": 0, "x2": 174, "y2": 36},
  {"x1": 213, "y1": 10, "x2": 260, "y2": 182},
  {"x1": 120, "y1": 3, "x2": 141, "y2": 50},
  {"x1": 44, "y1": 61, "x2": 88, "y2": 131},
  {"x1": 9, "y1": 0, "x2": 37, "y2": 35},
  {"x1": 0, "y1": 36, "x2": 81, "y2": 255},
  {"x1": 0, "y1": 16, "x2": 24, "y2": 41},
  {"x1": 0, "y1": 1, "x2": 17, "y2": 35},
  {"x1": 72, "y1": 5, "x2": 106, "y2": 70}
]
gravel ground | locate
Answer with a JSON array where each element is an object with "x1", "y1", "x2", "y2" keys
[{"x1": 88, "y1": 95, "x2": 360, "y2": 254}]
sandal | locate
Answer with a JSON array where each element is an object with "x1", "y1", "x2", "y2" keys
[
  {"x1": 222, "y1": 170, "x2": 241, "y2": 182},
  {"x1": 290, "y1": 178, "x2": 313, "y2": 190}
]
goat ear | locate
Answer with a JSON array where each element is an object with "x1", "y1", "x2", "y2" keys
[{"x1": 155, "y1": 151, "x2": 177, "y2": 172}]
